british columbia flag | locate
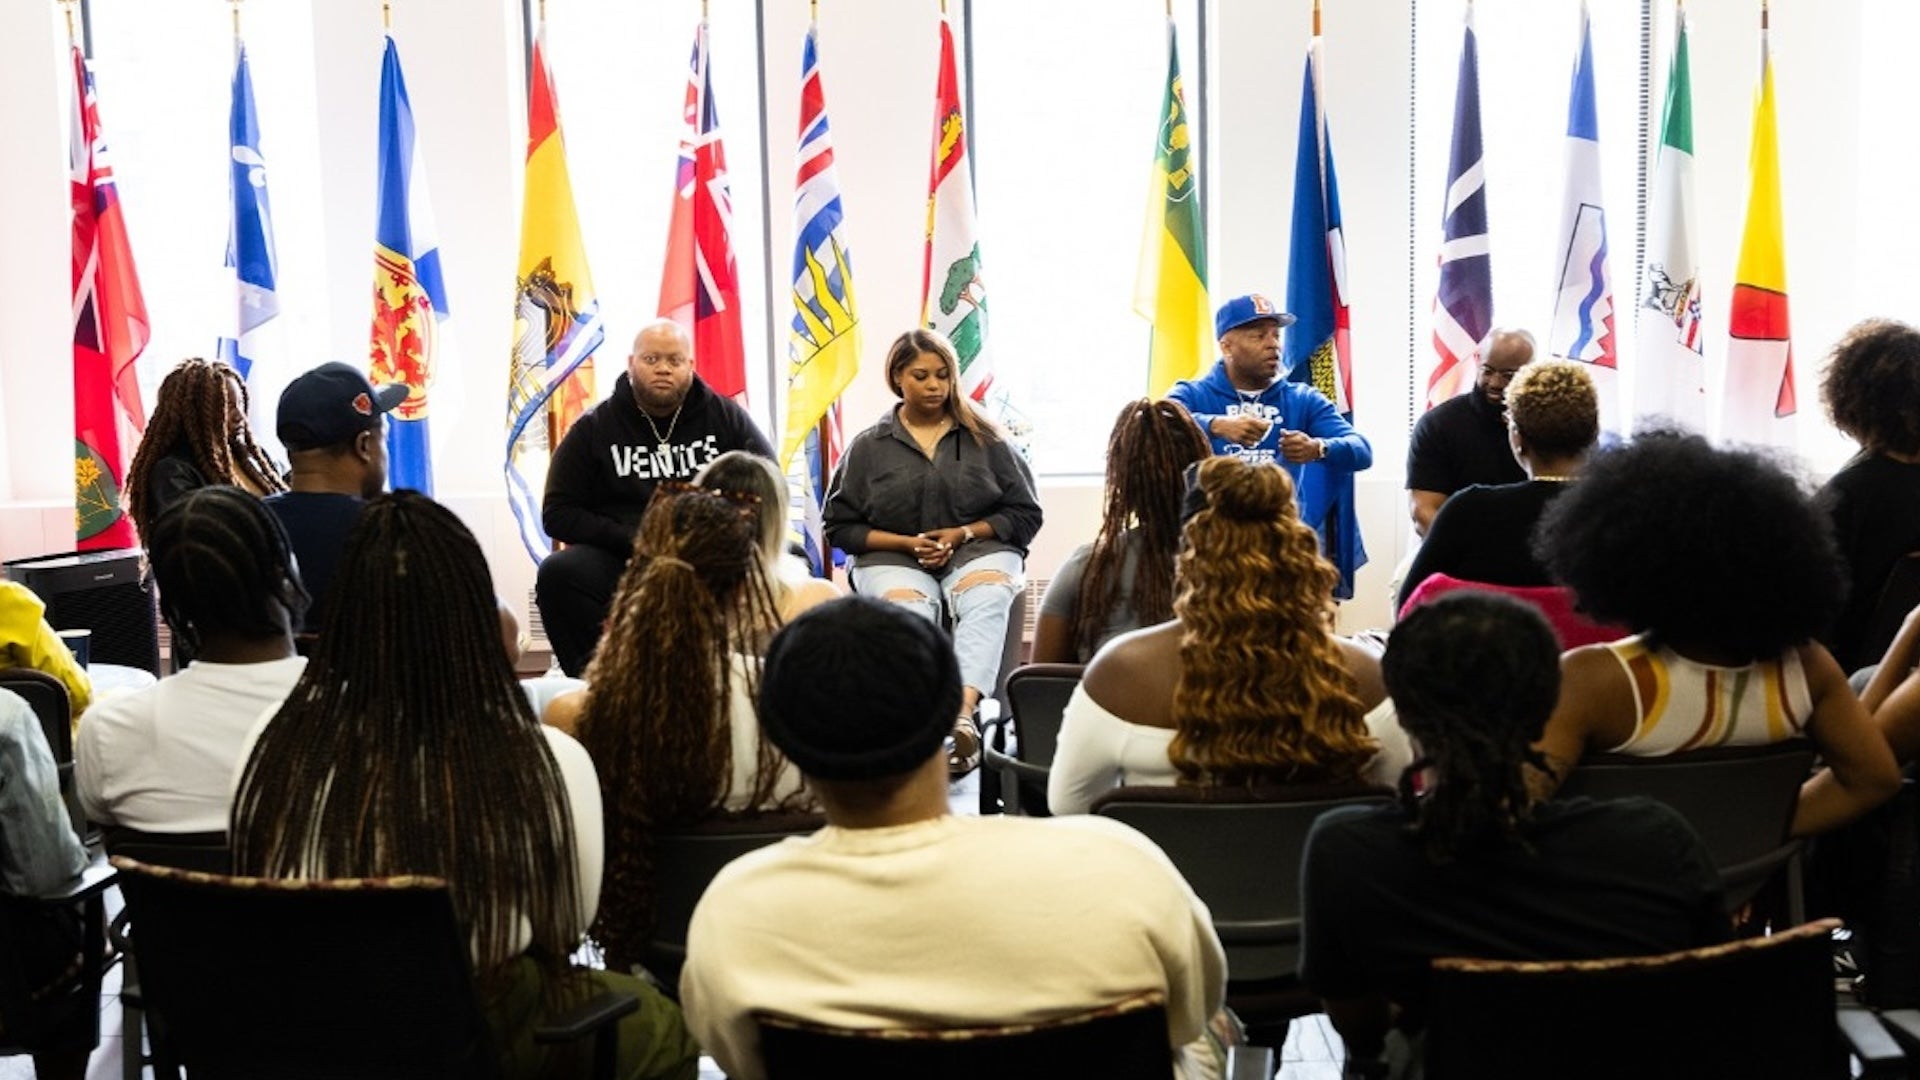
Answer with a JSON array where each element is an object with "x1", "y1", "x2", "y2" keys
[
  {"x1": 1424, "y1": 5, "x2": 1493, "y2": 409},
  {"x1": 660, "y1": 19, "x2": 747, "y2": 404}
]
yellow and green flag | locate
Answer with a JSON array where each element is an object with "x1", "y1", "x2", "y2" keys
[{"x1": 1133, "y1": 19, "x2": 1210, "y2": 398}]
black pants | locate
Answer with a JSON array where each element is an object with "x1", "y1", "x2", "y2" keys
[{"x1": 535, "y1": 544, "x2": 626, "y2": 677}]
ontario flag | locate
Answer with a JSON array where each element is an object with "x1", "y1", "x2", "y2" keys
[
  {"x1": 921, "y1": 11, "x2": 991, "y2": 403},
  {"x1": 370, "y1": 33, "x2": 450, "y2": 495},
  {"x1": 1722, "y1": 7, "x2": 1795, "y2": 447},
  {"x1": 70, "y1": 45, "x2": 149, "y2": 550},
  {"x1": 1425, "y1": 5, "x2": 1493, "y2": 409},
  {"x1": 1547, "y1": 1, "x2": 1619, "y2": 432},
  {"x1": 659, "y1": 18, "x2": 746, "y2": 405},
  {"x1": 1284, "y1": 27, "x2": 1363, "y2": 600}
]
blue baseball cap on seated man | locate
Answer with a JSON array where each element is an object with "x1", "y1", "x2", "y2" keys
[
  {"x1": 277, "y1": 362, "x2": 408, "y2": 452},
  {"x1": 1214, "y1": 293, "x2": 1298, "y2": 339}
]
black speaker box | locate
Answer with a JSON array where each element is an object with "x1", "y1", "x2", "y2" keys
[{"x1": 2, "y1": 548, "x2": 160, "y2": 676}]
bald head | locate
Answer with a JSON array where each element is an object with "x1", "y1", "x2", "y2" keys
[
  {"x1": 1476, "y1": 328, "x2": 1536, "y2": 406},
  {"x1": 627, "y1": 319, "x2": 695, "y2": 415}
]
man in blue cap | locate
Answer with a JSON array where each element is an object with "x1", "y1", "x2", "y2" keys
[{"x1": 1167, "y1": 293, "x2": 1372, "y2": 492}]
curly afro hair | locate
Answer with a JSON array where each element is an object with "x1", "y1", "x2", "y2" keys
[
  {"x1": 1821, "y1": 319, "x2": 1920, "y2": 457},
  {"x1": 1506, "y1": 360, "x2": 1598, "y2": 460},
  {"x1": 1532, "y1": 428, "x2": 1844, "y2": 662}
]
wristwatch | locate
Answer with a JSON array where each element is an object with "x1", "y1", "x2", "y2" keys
[
  {"x1": 961, "y1": 524, "x2": 976, "y2": 544},
  {"x1": 1315, "y1": 438, "x2": 1329, "y2": 461}
]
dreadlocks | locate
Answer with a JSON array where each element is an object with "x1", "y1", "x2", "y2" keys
[
  {"x1": 230, "y1": 492, "x2": 581, "y2": 987},
  {"x1": 1384, "y1": 592, "x2": 1561, "y2": 863},
  {"x1": 578, "y1": 485, "x2": 803, "y2": 971},
  {"x1": 144, "y1": 486, "x2": 308, "y2": 654},
  {"x1": 126, "y1": 358, "x2": 285, "y2": 538},
  {"x1": 1074, "y1": 398, "x2": 1211, "y2": 658}
]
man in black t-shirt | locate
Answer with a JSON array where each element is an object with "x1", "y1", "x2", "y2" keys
[
  {"x1": 1405, "y1": 328, "x2": 1534, "y2": 536},
  {"x1": 535, "y1": 319, "x2": 775, "y2": 675}
]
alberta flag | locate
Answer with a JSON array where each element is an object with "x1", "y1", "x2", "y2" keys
[
  {"x1": 1547, "y1": 2, "x2": 1619, "y2": 431},
  {"x1": 1634, "y1": 5, "x2": 1706, "y2": 432},
  {"x1": 217, "y1": 42, "x2": 287, "y2": 466},
  {"x1": 660, "y1": 18, "x2": 746, "y2": 404},
  {"x1": 1425, "y1": 6, "x2": 1493, "y2": 409},
  {"x1": 1284, "y1": 32, "x2": 1364, "y2": 600},
  {"x1": 1722, "y1": 9, "x2": 1796, "y2": 447},
  {"x1": 370, "y1": 34, "x2": 449, "y2": 495}
]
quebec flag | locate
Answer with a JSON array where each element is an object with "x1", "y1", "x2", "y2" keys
[{"x1": 217, "y1": 42, "x2": 287, "y2": 464}]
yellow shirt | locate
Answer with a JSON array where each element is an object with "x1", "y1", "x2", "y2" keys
[{"x1": 0, "y1": 582, "x2": 94, "y2": 725}]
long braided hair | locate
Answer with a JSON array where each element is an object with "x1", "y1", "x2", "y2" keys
[
  {"x1": 578, "y1": 484, "x2": 801, "y2": 971},
  {"x1": 231, "y1": 492, "x2": 582, "y2": 985},
  {"x1": 1073, "y1": 398, "x2": 1211, "y2": 659},
  {"x1": 1384, "y1": 592, "x2": 1561, "y2": 862},
  {"x1": 144, "y1": 486, "x2": 308, "y2": 654},
  {"x1": 126, "y1": 358, "x2": 285, "y2": 537},
  {"x1": 1170, "y1": 457, "x2": 1376, "y2": 787}
]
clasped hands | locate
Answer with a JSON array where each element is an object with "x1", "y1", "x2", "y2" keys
[{"x1": 910, "y1": 526, "x2": 969, "y2": 569}]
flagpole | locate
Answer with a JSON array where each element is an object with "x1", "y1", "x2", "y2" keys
[
  {"x1": 1313, "y1": 0, "x2": 1320, "y2": 37},
  {"x1": 60, "y1": 0, "x2": 76, "y2": 44},
  {"x1": 383, "y1": 1, "x2": 391, "y2": 30},
  {"x1": 231, "y1": 0, "x2": 241, "y2": 40}
]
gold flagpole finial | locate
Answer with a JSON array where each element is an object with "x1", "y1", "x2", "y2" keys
[
  {"x1": 1165, "y1": 0, "x2": 1173, "y2": 18},
  {"x1": 383, "y1": 1, "x2": 392, "y2": 29},
  {"x1": 231, "y1": 0, "x2": 243, "y2": 40},
  {"x1": 810, "y1": 0, "x2": 818, "y2": 21},
  {"x1": 1313, "y1": 0, "x2": 1322, "y2": 36},
  {"x1": 60, "y1": 0, "x2": 76, "y2": 44},
  {"x1": 539, "y1": 0, "x2": 547, "y2": 22},
  {"x1": 701, "y1": 0, "x2": 708, "y2": 18},
  {"x1": 939, "y1": 0, "x2": 947, "y2": 14},
  {"x1": 1760, "y1": 0, "x2": 1770, "y2": 29}
]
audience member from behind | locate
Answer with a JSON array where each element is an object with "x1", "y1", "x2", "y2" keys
[
  {"x1": 553, "y1": 485, "x2": 810, "y2": 973},
  {"x1": 1047, "y1": 456, "x2": 1385, "y2": 816},
  {"x1": 1033, "y1": 398, "x2": 1212, "y2": 664},
  {"x1": 1816, "y1": 319, "x2": 1920, "y2": 673},
  {"x1": 1397, "y1": 359, "x2": 1598, "y2": 613},
  {"x1": 1300, "y1": 593, "x2": 1729, "y2": 1075},
  {"x1": 679, "y1": 597, "x2": 1227, "y2": 1080},
  {"x1": 125, "y1": 357, "x2": 285, "y2": 540},
  {"x1": 0, "y1": 581, "x2": 92, "y2": 720},
  {"x1": 263, "y1": 362, "x2": 406, "y2": 631},
  {"x1": 75, "y1": 486, "x2": 308, "y2": 834},
  {"x1": 231, "y1": 492, "x2": 697, "y2": 1080},
  {"x1": 1534, "y1": 430, "x2": 1900, "y2": 837},
  {"x1": 695, "y1": 450, "x2": 842, "y2": 622}
]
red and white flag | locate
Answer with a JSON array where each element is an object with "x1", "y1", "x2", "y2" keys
[{"x1": 659, "y1": 19, "x2": 747, "y2": 404}]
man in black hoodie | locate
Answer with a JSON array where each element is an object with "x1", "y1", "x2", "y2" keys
[{"x1": 536, "y1": 319, "x2": 774, "y2": 675}]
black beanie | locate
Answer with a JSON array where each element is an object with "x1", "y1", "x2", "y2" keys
[{"x1": 759, "y1": 596, "x2": 962, "y2": 782}]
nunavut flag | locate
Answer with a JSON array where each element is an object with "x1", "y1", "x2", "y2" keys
[
  {"x1": 70, "y1": 45, "x2": 149, "y2": 549},
  {"x1": 1722, "y1": 9, "x2": 1795, "y2": 447},
  {"x1": 370, "y1": 34, "x2": 450, "y2": 495},
  {"x1": 1547, "y1": 1, "x2": 1620, "y2": 432},
  {"x1": 659, "y1": 19, "x2": 746, "y2": 404},
  {"x1": 1133, "y1": 19, "x2": 1210, "y2": 398},
  {"x1": 507, "y1": 21, "x2": 603, "y2": 561}
]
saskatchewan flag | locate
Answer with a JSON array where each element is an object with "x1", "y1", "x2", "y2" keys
[{"x1": 1133, "y1": 19, "x2": 1209, "y2": 398}]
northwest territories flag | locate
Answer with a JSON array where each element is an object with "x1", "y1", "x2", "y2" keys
[
  {"x1": 370, "y1": 34, "x2": 449, "y2": 495},
  {"x1": 1284, "y1": 30, "x2": 1364, "y2": 600},
  {"x1": 1425, "y1": 5, "x2": 1493, "y2": 409},
  {"x1": 217, "y1": 42, "x2": 287, "y2": 466},
  {"x1": 1547, "y1": 1, "x2": 1620, "y2": 431},
  {"x1": 1722, "y1": 7, "x2": 1796, "y2": 447},
  {"x1": 659, "y1": 18, "x2": 747, "y2": 404},
  {"x1": 1634, "y1": 5, "x2": 1705, "y2": 432}
]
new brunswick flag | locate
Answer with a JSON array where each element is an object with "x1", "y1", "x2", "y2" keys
[
  {"x1": 1722, "y1": 9, "x2": 1795, "y2": 447},
  {"x1": 1133, "y1": 19, "x2": 1209, "y2": 398}
]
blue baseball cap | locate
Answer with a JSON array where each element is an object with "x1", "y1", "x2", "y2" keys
[
  {"x1": 1214, "y1": 293, "x2": 1297, "y2": 339},
  {"x1": 277, "y1": 363, "x2": 407, "y2": 451}
]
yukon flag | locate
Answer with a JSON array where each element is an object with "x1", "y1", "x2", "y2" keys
[
  {"x1": 1425, "y1": 5, "x2": 1494, "y2": 408},
  {"x1": 1722, "y1": 7, "x2": 1796, "y2": 447},
  {"x1": 370, "y1": 34, "x2": 450, "y2": 495},
  {"x1": 1634, "y1": 4, "x2": 1706, "y2": 432},
  {"x1": 659, "y1": 18, "x2": 746, "y2": 404},
  {"x1": 70, "y1": 44, "x2": 149, "y2": 549},
  {"x1": 1547, "y1": 2, "x2": 1620, "y2": 431},
  {"x1": 1133, "y1": 18, "x2": 1210, "y2": 398},
  {"x1": 217, "y1": 41, "x2": 288, "y2": 466},
  {"x1": 1284, "y1": 27, "x2": 1364, "y2": 600},
  {"x1": 784, "y1": 21, "x2": 861, "y2": 575},
  {"x1": 507, "y1": 21, "x2": 603, "y2": 560},
  {"x1": 921, "y1": 11, "x2": 992, "y2": 403}
]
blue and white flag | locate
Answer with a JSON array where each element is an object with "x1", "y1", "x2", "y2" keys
[
  {"x1": 1547, "y1": 0, "x2": 1619, "y2": 430},
  {"x1": 1424, "y1": 5, "x2": 1493, "y2": 409},
  {"x1": 369, "y1": 34, "x2": 449, "y2": 495},
  {"x1": 217, "y1": 42, "x2": 285, "y2": 463}
]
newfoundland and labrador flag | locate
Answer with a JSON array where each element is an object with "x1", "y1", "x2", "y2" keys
[
  {"x1": 1722, "y1": 10, "x2": 1796, "y2": 448},
  {"x1": 660, "y1": 19, "x2": 747, "y2": 405},
  {"x1": 370, "y1": 34, "x2": 449, "y2": 495}
]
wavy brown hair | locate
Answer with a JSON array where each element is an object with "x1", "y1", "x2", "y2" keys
[
  {"x1": 883, "y1": 329, "x2": 997, "y2": 446},
  {"x1": 577, "y1": 485, "x2": 805, "y2": 970},
  {"x1": 1074, "y1": 398, "x2": 1211, "y2": 658},
  {"x1": 126, "y1": 358, "x2": 285, "y2": 538},
  {"x1": 1169, "y1": 457, "x2": 1375, "y2": 786}
]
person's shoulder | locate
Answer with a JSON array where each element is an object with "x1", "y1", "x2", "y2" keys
[{"x1": 1082, "y1": 621, "x2": 1177, "y2": 700}]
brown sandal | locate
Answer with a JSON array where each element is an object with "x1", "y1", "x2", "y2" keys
[{"x1": 947, "y1": 714, "x2": 982, "y2": 778}]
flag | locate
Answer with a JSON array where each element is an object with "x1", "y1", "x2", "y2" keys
[
  {"x1": 783, "y1": 22, "x2": 861, "y2": 575},
  {"x1": 1284, "y1": 31, "x2": 1364, "y2": 600},
  {"x1": 1547, "y1": 1, "x2": 1619, "y2": 431},
  {"x1": 922, "y1": 11, "x2": 992, "y2": 403},
  {"x1": 370, "y1": 34, "x2": 449, "y2": 495},
  {"x1": 1424, "y1": 6, "x2": 1493, "y2": 409},
  {"x1": 659, "y1": 19, "x2": 746, "y2": 404},
  {"x1": 69, "y1": 45, "x2": 148, "y2": 550},
  {"x1": 216, "y1": 41, "x2": 287, "y2": 466},
  {"x1": 1722, "y1": 10, "x2": 1795, "y2": 447},
  {"x1": 507, "y1": 22, "x2": 602, "y2": 561},
  {"x1": 1133, "y1": 19, "x2": 1210, "y2": 398},
  {"x1": 1634, "y1": 5, "x2": 1705, "y2": 432}
]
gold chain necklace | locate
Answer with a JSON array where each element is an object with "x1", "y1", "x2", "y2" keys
[{"x1": 642, "y1": 402, "x2": 684, "y2": 455}]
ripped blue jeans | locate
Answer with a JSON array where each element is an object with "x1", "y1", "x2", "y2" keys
[{"x1": 849, "y1": 551, "x2": 1024, "y2": 699}]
